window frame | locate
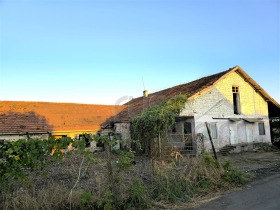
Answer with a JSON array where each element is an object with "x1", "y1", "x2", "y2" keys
[
  {"x1": 184, "y1": 122, "x2": 192, "y2": 135},
  {"x1": 232, "y1": 86, "x2": 241, "y2": 115},
  {"x1": 258, "y1": 122, "x2": 266, "y2": 135},
  {"x1": 209, "y1": 122, "x2": 218, "y2": 139}
]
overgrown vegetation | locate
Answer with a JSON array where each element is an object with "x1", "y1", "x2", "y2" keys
[
  {"x1": 0, "y1": 92, "x2": 249, "y2": 209},
  {"x1": 0, "y1": 136, "x2": 92, "y2": 190},
  {"x1": 0, "y1": 136, "x2": 248, "y2": 210},
  {"x1": 131, "y1": 94, "x2": 188, "y2": 154},
  {"x1": 151, "y1": 152, "x2": 247, "y2": 204},
  {"x1": 270, "y1": 117, "x2": 280, "y2": 147}
]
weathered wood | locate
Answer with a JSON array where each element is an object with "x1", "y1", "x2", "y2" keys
[{"x1": 205, "y1": 122, "x2": 218, "y2": 160}]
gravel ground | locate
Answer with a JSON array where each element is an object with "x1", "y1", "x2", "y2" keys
[{"x1": 218, "y1": 150, "x2": 280, "y2": 179}]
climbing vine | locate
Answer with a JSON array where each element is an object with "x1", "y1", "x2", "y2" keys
[
  {"x1": 0, "y1": 136, "x2": 92, "y2": 189},
  {"x1": 131, "y1": 94, "x2": 188, "y2": 154}
]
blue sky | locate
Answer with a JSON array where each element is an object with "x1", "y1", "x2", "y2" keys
[{"x1": 0, "y1": 0, "x2": 279, "y2": 105}]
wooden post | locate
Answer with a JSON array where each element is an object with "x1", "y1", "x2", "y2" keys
[
  {"x1": 104, "y1": 141, "x2": 117, "y2": 204},
  {"x1": 205, "y1": 122, "x2": 218, "y2": 160},
  {"x1": 158, "y1": 133, "x2": 162, "y2": 159}
]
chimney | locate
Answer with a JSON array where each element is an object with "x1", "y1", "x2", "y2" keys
[{"x1": 143, "y1": 90, "x2": 149, "y2": 97}]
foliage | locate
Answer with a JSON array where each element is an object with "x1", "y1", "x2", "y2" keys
[
  {"x1": 126, "y1": 177, "x2": 151, "y2": 209},
  {"x1": 97, "y1": 191, "x2": 115, "y2": 210},
  {"x1": 115, "y1": 150, "x2": 135, "y2": 171},
  {"x1": 0, "y1": 136, "x2": 92, "y2": 190},
  {"x1": 153, "y1": 169, "x2": 187, "y2": 202},
  {"x1": 151, "y1": 153, "x2": 248, "y2": 202},
  {"x1": 270, "y1": 117, "x2": 280, "y2": 145},
  {"x1": 80, "y1": 191, "x2": 93, "y2": 210},
  {"x1": 201, "y1": 151, "x2": 220, "y2": 167},
  {"x1": 131, "y1": 94, "x2": 188, "y2": 154},
  {"x1": 222, "y1": 160, "x2": 247, "y2": 185}
]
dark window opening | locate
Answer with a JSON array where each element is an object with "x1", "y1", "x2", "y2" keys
[
  {"x1": 184, "y1": 122, "x2": 192, "y2": 134},
  {"x1": 79, "y1": 134, "x2": 91, "y2": 147},
  {"x1": 232, "y1": 86, "x2": 241, "y2": 114},
  {"x1": 232, "y1": 86, "x2": 239, "y2": 93},
  {"x1": 258, "y1": 122, "x2": 265, "y2": 135},
  {"x1": 170, "y1": 124, "x2": 177, "y2": 133}
]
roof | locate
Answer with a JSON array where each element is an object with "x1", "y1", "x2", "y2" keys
[
  {"x1": 113, "y1": 66, "x2": 280, "y2": 122},
  {"x1": 0, "y1": 101, "x2": 125, "y2": 134}
]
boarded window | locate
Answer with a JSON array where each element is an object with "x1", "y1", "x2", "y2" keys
[
  {"x1": 232, "y1": 86, "x2": 241, "y2": 114},
  {"x1": 258, "y1": 122, "x2": 265, "y2": 135},
  {"x1": 209, "y1": 123, "x2": 217, "y2": 139},
  {"x1": 184, "y1": 122, "x2": 192, "y2": 134}
]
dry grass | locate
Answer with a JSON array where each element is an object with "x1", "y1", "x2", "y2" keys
[{"x1": 0, "y1": 151, "x2": 247, "y2": 210}]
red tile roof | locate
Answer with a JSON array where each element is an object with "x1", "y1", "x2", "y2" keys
[
  {"x1": 112, "y1": 68, "x2": 232, "y2": 123},
  {"x1": 0, "y1": 101, "x2": 125, "y2": 134},
  {"x1": 112, "y1": 65, "x2": 280, "y2": 123}
]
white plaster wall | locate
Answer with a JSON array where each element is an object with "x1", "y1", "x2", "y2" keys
[
  {"x1": 180, "y1": 87, "x2": 271, "y2": 152},
  {"x1": 0, "y1": 133, "x2": 50, "y2": 141},
  {"x1": 114, "y1": 123, "x2": 131, "y2": 140}
]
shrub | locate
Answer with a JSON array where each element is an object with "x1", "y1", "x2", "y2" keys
[
  {"x1": 222, "y1": 160, "x2": 247, "y2": 185},
  {"x1": 126, "y1": 178, "x2": 151, "y2": 209},
  {"x1": 80, "y1": 191, "x2": 93, "y2": 210}
]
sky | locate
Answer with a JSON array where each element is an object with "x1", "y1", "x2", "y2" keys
[{"x1": 0, "y1": 0, "x2": 279, "y2": 105}]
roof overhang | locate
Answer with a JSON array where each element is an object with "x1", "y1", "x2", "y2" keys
[
  {"x1": 213, "y1": 117, "x2": 263, "y2": 123},
  {"x1": 234, "y1": 66, "x2": 280, "y2": 109}
]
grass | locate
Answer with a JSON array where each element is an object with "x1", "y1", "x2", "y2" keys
[{"x1": 0, "y1": 151, "x2": 248, "y2": 210}]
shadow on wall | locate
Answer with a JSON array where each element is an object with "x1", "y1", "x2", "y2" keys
[{"x1": 0, "y1": 111, "x2": 53, "y2": 134}]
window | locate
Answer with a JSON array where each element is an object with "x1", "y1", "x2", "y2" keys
[
  {"x1": 258, "y1": 122, "x2": 265, "y2": 135},
  {"x1": 170, "y1": 124, "x2": 177, "y2": 133},
  {"x1": 209, "y1": 123, "x2": 217, "y2": 139},
  {"x1": 232, "y1": 86, "x2": 241, "y2": 114},
  {"x1": 79, "y1": 134, "x2": 91, "y2": 147},
  {"x1": 184, "y1": 122, "x2": 192, "y2": 134}
]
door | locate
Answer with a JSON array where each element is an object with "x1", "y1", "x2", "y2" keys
[
  {"x1": 229, "y1": 123, "x2": 237, "y2": 145},
  {"x1": 246, "y1": 123, "x2": 254, "y2": 143}
]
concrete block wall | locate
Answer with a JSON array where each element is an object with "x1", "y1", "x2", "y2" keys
[{"x1": 179, "y1": 71, "x2": 271, "y2": 153}]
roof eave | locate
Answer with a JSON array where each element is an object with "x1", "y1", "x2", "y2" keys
[{"x1": 235, "y1": 66, "x2": 280, "y2": 109}]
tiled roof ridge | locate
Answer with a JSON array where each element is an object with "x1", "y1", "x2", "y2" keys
[
  {"x1": 0, "y1": 100, "x2": 122, "y2": 107},
  {"x1": 125, "y1": 67, "x2": 234, "y2": 105}
]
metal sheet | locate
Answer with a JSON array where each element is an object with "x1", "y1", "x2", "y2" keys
[
  {"x1": 242, "y1": 118, "x2": 263, "y2": 123},
  {"x1": 229, "y1": 118, "x2": 242, "y2": 121}
]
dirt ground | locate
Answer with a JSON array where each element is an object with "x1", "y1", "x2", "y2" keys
[{"x1": 219, "y1": 150, "x2": 280, "y2": 178}]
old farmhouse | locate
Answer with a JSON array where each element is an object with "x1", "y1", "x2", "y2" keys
[
  {"x1": 1, "y1": 66, "x2": 279, "y2": 154},
  {"x1": 109, "y1": 66, "x2": 280, "y2": 153}
]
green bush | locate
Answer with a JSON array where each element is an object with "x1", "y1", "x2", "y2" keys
[
  {"x1": 116, "y1": 150, "x2": 135, "y2": 171},
  {"x1": 126, "y1": 178, "x2": 151, "y2": 209},
  {"x1": 152, "y1": 170, "x2": 188, "y2": 203},
  {"x1": 222, "y1": 160, "x2": 247, "y2": 185},
  {"x1": 80, "y1": 191, "x2": 93, "y2": 210}
]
